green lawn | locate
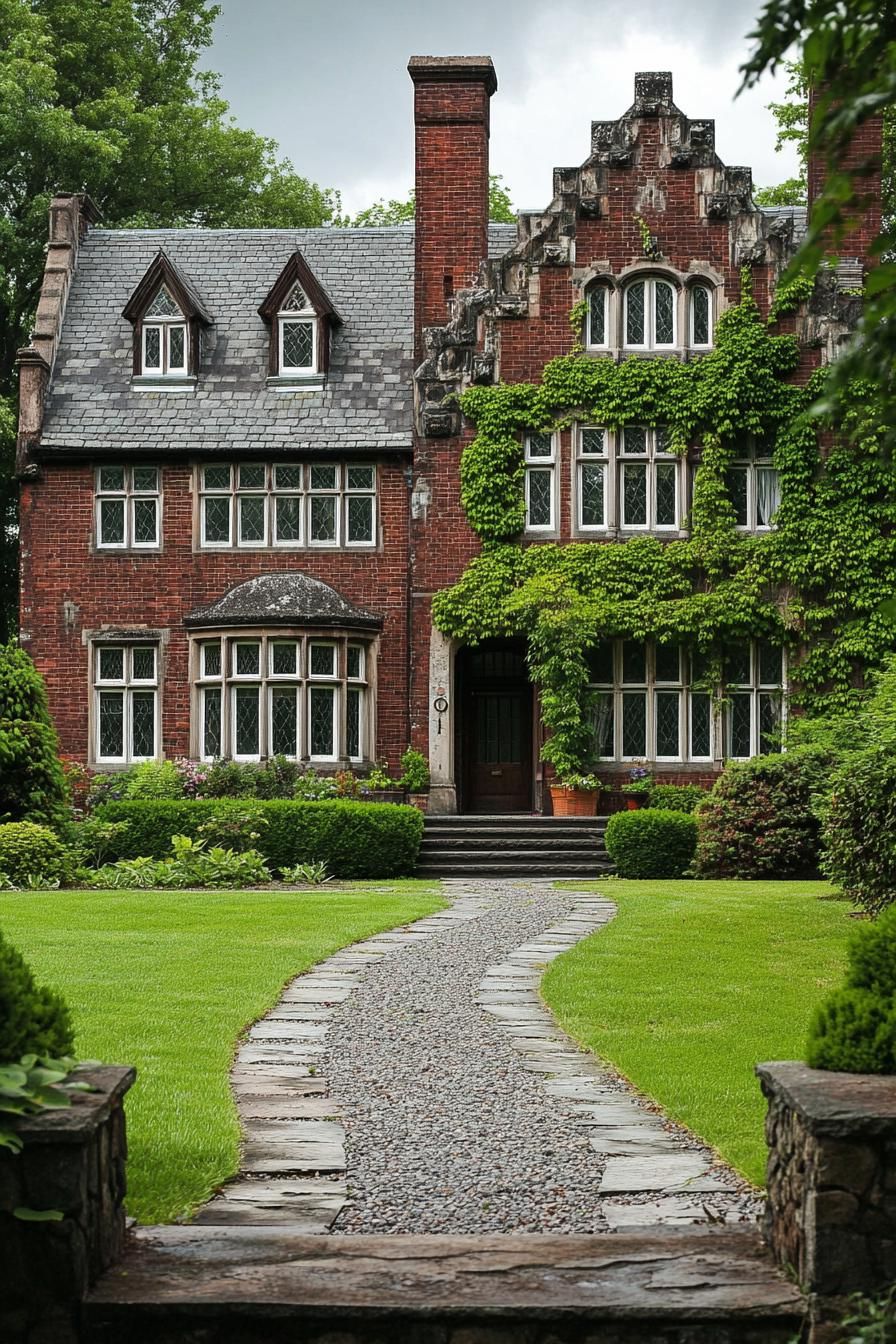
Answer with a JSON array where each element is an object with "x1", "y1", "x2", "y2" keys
[
  {"x1": 542, "y1": 879, "x2": 855, "y2": 1186},
  {"x1": 1, "y1": 882, "x2": 443, "y2": 1223}
]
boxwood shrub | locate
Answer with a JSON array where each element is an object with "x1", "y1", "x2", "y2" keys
[
  {"x1": 0, "y1": 821, "x2": 70, "y2": 886},
  {"x1": 694, "y1": 749, "x2": 830, "y2": 879},
  {"x1": 647, "y1": 784, "x2": 708, "y2": 813},
  {"x1": 605, "y1": 808, "x2": 698, "y2": 879},
  {"x1": 806, "y1": 905, "x2": 896, "y2": 1074},
  {"x1": 95, "y1": 799, "x2": 424, "y2": 878},
  {"x1": 822, "y1": 746, "x2": 896, "y2": 916},
  {"x1": 0, "y1": 931, "x2": 73, "y2": 1063}
]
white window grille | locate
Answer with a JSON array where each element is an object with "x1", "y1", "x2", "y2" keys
[
  {"x1": 93, "y1": 643, "x2": 159, "y2": 763},
  {"x1": 523, "y1": 432, "x2": 556, "y2": 532},
  {"x1": 586, "y1": 286, "x2": 609, "y2": 349},
  {"x1": 198, "y1": 463, "x2": 377, "y2": 549},
  {"x1": 95, "y1": 466, "x2": 160, "y2": 548},
  {"x1": 690, "y1": 284, "x2": 713, "y2": 348},
  {"x1": 141, "y1": 286, "x2": 188, "y2": 376},
  {"x1": 278, "y1": 284, "x2": 318, "y2": 374},
  {"x1": 726, "y1": 444, "x2": 781, "y2": 531},
  {"x1": 619, "y1": 425, "x2": 679, "y2": 530},
  {"x1": 725, "y1": 642, "x2": 785, "y2": 759},
  {"x1": 624, "y1": 277, "x2": 677, "y2": 349}
]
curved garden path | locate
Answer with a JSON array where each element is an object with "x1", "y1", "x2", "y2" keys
[{"x1": 195, "y1": 879, "x2": 759, "y2": 1234}]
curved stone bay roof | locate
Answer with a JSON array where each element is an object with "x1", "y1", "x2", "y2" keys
[
  {"x1": 184, "y1": 573, "x2": 383, "y2": 631},
  {"x1": 39, "y1": 223, "x2": 518, "y2": 459}
]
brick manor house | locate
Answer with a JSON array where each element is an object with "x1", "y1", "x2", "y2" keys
[{"x1": 15, "y1": 59, "x2": 881, "y2": 813}]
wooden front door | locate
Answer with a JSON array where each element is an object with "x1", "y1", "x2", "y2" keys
[{"x1": 459, "y1": 643, "x2": 532, "y2": 813}]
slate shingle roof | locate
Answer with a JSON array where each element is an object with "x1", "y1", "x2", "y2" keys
[{"x1": 39, "y1": 223, "x2": 520, "y2": 459}]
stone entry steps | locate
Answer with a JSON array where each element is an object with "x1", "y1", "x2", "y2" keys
[
  {"x1": 417, "y1": 814, "x2": 614, "y2": 878},
  {"x1": 85, "y1": 1226, "x2": 805, "y2": 1343}
]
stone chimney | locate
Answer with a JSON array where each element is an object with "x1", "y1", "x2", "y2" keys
[
  {"x1": 408, "y1": 56, "x2": 497, "y2": 358},
  {"x1": 16, "y1": 193, "x2": 100, "y2": 472}
]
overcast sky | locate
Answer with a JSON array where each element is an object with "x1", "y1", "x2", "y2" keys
[{"x1": 209, "y1": 0, "x2": 800, "y2": 216}]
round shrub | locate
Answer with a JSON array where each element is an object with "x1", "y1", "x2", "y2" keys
[
  {"x1": 0, "y1": 930, "x2": 73, "y2": 1063},
  {"x1": 694, "y1": 749, "x2": 829, "y2": 879},
  {"x1": 605, "y1": 808, "x2": 697, "y2": 879},
  {"x1": 648, "y1": 783, "x2": 708, "y2": 813},
  {"x1": 822, "y1": 746, "x2": 896, "y2": 915},
  {"x1": 806, "y1": 906, "x2": 896, "y2": 1074},
  {"x1": 0, "y1": 821, "x2": 69, "y2": 886}
]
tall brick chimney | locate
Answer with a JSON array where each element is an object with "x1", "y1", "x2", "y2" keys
[
  {"x1": 408, "y1": 56, "x2": 497, "y2": 358},
  {"x1": 807, "y1": 87, "x2": 882, "y2": 268}
]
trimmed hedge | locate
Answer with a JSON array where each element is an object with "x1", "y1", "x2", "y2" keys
[
  {"x1": 822, "y1": 746, "x2": 896, "y2": 915},
  {"x1": 95, "y1": 798, "x2": 424, "y2": 878},
  {"x1": 648, "y1": 784, "x2": 708, "y2": 813},
  {"x1": 605, "y1": 808, "x2": 698, "y2": 879},
  {"x1": 0, "y1": 931, "x2": 73, "y2": 1063},
  {"x1": 806, "y1": 905, "x2": 896, "y2": 1074},
  {"x1": 694, "y1": 750, "x2": 829, "y2": 879}
]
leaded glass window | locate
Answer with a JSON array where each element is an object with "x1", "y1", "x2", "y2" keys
[
  {"x1": 146, "y1": 287, "x2": 180, "y2": 318},
  {"x1": 622, "y1": 463, "x2": 648, "y2": 526},
  {"x1": 96, "y1": 466, "x2": 160, "y2": 549},
  {"x1": 587, "y1": 287, "x2": 608, "y2": 347},
  {"x1": 198, "y1": 462, "x2": 377, "y2": 549},
  {"x1": 277, "y1": 283, "x2": 318, "y2": 374},
  {"x1": 141, "y1": 288, "x2": 188, "y2": 377},
  {"x1": 624, "y1": 277, "x2": 678, "y2": 349},
  {"x1": 93, "y1": 643, "x2": 158, "y2": 763},
  {"x1": 727, "y1": 442, "x2": 781, "y2": 531},
  {"x1": 725, "y1": 640, "x2": 786, "y2": 759},
  {"x1": 618, "y1": 426, "x2": 679, "y2": 531},
  {"x1": 691, "y1": 285, "x2": 712, "y2": 346},
  {"x1": 193, "y1": 634, "x2": 371, "y2": 763},
  {"x1": 587, "y1": 640, "x2": 714, "y2": 763},
  {"x1": 577, "y1": 426, "x2": 608, "y2": 531},
  {"x1": 524, "y1": 432, "x2": 556, "y2": 531}
]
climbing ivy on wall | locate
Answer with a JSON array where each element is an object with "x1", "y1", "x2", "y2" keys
[{"x1": 434, "y1": 275, "x2": 896, "y2": 776}]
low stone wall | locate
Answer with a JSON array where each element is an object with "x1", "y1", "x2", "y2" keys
[
  {"x1": 758, "y1": 1060, "x2": 896, "y2": 1302},
  {"x1": 0, "y1": 1064, "x2": 135, "y2": 1344}
]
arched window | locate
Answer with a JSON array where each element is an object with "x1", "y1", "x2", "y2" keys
[
  {"x1": 690, "y1": 284, "x2": 713, "y2": 348},
  {"x1": 586, "y1": 285, "x2": 610, "y2": 349},
  {"x1": 624, "y1": 277, "x2": 676, "y2": 349}
]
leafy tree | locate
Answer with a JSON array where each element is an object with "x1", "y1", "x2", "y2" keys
[
  {"x1": 0, "y1": 0, "x2": 340, "y2": 640},
  {"x1": 0, "y1": 641, "x2": 70, "y2": 827},
  {"x1": 342, "y1": 174, "x2": 516, "y2": 227},
  {"x1": 740, "y1": 1, "x2": 896, "y2": 439}
]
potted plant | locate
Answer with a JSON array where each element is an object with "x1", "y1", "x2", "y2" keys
[
  {"x1": 622, "y1": 764, "x2": 653, "y2": 809},
  {"x1": 360, "y1": 762, "x2": 405, "y2": 806},
  {"x1": 549, "y1": 771, "x2": 602, "y2": 817},
  {"x1": 399, "y1": 747, "x2": 430, "y2": 813}
]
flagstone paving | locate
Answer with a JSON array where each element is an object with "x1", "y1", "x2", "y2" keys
[{"x1": 195, "y1": 879, "x2": 761, "y2": 1235}]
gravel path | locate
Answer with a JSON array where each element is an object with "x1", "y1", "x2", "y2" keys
[{"x1": 325, "y1": 879, "x2": 758, "y2": 1235}]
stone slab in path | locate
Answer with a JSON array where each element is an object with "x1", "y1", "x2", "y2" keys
[{"x1": 599, "y1": 1154, "x2": 735, "y2": 1193}]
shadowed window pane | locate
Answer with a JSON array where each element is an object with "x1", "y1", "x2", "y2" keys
[
  {"x1": 132, "y1": 692, "x2": 155, "y2": 758},
  {"x1": 168, "y1": 325, "x2": 185, "y2": 369},
  {"x1": 275, "y1": 464, "x2": 303, "y2": 489},
  {"x1": 622, "y1": 691, "x2": 647, "y2": 756},
  {"x1": 759, "y1": 692, "x2": 783, "y2": 751},
  {"x1": 347, "y1": 495, "x2": 374, "y2": 542},
  {"x1": 99, "y1": 467, "x2": 126, "y2": 492},
  {"x1": 655, "y1": 282, "x2": 675, "y2": 344},
  {"x1": 98, "y1": 647, "x2": 124, "y2": 681},
  {"x1": 204, "y1": 465, "x2": 230, "y2": 491},
  {"x1": 623, "y1": 426, "x2": 647, "y2": 454},
  {"x1": 527, "y1": 433, "x2": 553, "y2": 458},
  {"x1": 655, "y1": 644, "x2": 680, "y2": 683},
  {"x1": 239, "y1": 496, "x2": 265, "y2": 543},
  {"x1": 527, "y1": 469, "x2": 552, "y2": 526},
  {"x1": 626, "y1": 282, "x2": 645, "y2": 344},
  {"x1": 310, "y1": 495, "x2": 337, "y2": 541},
  {"x1": 132, "y1": 499, "x2": 157, "y2": 544},
  {"x1": 726, "y1": 647, "x2": 751, "y2": 686},
  {"x1": 100, "y1": 499, "x2": 125, "y2": 545},
  {"x1": 133, "y1": 467, "x2": 158, "y2": 492},
  {"x1": 622, "y1": 642, "x2": 646, "y2": 684},
  {"x1": 275, "y1": 495, "x2": 301, "y2": 542},
  {"x1": 99, "y1": 692, "x2": 124, "y2": 757},
  {"x1": 588, "y1": 643, "x2": 614, "y2": 684},
  {"x1": 235, "y1": 643, "x2": 260, "y2": 677},
  {"x1": 309, "y1": 686, "x2": 335, "y2": 756},
  {"x1": 655, "y1": 463, "x2": 677, "y2": 526},
  {"x1": 239, "y1": 464, "x2": 265, "y2": 489},
  {"x1": 580, "y1": 463, "x2": 605, "y2": 526},
  {"x1": 656, "y1": 691, "x2": 681, "y2": 756},
  {"x1": 690, "y1": 692, "x2": 712, "y2": 757},
  {"x1": 347, "y1": 687, "x2": 362, "y2": 758},
  {"x1": 622, "y1": 463, "x2": 648, "y2": 525},
  {"x1": 202, "y1": 688, "x2": 221, "y2": 757},
  {"x1": 759, "y1": 643, "x2": 782, "y2": 686},
  {"x1": 310, "y1": 465, "x2": 337, "y2": 490},
  {"x1": 347, "y1": 646, "x2": 363, "y2": 680},
  {"x1": 282, "y1": 320, "x2": 313, "y2": 368},
  {"x1": 692, "y1": 286, "x2": 710, "y2": 344},
  {"x1": 726, "y1": 468, "x2": 749, "y2": 526},
  {"x1": 143, "y1": 326, "x2": 161, "y2": 368},
  {"x1": 310, "y1": 644, "x2": 335, "y2": 677},
  {"x1": 728, "y1": 694, "x2": 752, "y2": 757},
  {"x1": 581, "y1": 428, "x2": 605, "y2": 455},
  {"x1": 347, "y1": 466, "x2": 375, "y2": 490},
  {"x1": 589, "y1": 288, "x2": 606, "y2": 344},
  {"x1": 202, "y1": 643, "x2": 221, "y2": 678},
  {"x1": 203, "y1": 496, "x2": 230, "y2": 543},
  {"x1": 271, "y1": 643, "x2": 298, "y2": 676},
  {"x1": 593, "y1": 691, "x2": 614, "y2": 757},
  {"x1": 235, "y1": 686, "x2": 260, "y2": 756},
  {"x1": 132, "y1": 647, "x2": 155, "y2": 681},
  {"x1": 270, "y1": 686, "x2": 298, "y2": 757}
]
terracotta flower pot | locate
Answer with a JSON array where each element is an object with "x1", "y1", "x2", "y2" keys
[
  {"x1": 408, "y1": 791, "x2": 429, "y2": 813},
  {"x1": 549, "y1": 785, "x2": 598, "y2": 817}
]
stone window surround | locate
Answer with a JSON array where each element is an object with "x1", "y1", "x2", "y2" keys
[
  {"x1": 87, "y1": 633, "x2": 162, "y2": 766},
  {"x1": 193, "y1": 461, "x2": 379, "y2": 551},
  {"x1": 579, "y1": 260, "x2": 724, "y2": 358},
  {"x1": 573, "y1": 424, "x2": 682, "y2": 535},
  {"x1": 188, "y1": 627, "x2": 377, "y2": 765},
  {"x1": 588, "y1": 638, "x2": 786, "y2": 764}
]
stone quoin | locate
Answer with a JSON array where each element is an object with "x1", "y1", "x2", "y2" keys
[{"x1": 15, "y1": 60, "x2": 882, "y2": 812}]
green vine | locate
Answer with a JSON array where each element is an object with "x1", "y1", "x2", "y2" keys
[
  {"x1": 434, "y1": 283, "x2": 896, "y2": 775},
  {"x1": 767, "y1": 271, "x2": 816, "y2": 321}
]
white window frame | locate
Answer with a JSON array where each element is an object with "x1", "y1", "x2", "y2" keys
[
  {"x1": 589, "y1": 640, "x2": 714, "y2": 764},
  {"x1": 727, "y1": 448, "x2": 781, "y2": 533},
  {"x1": 623, "y1": 277, "x2": 677, "y2": 350},
  {"x1": 278, "y1": 308, "x2": 319, "y2": 375},
  {"x1": 93, "y1": 643, "x2": 159, "y2": 765},
  {"x1": 523, "y1": 432, "x2": 556, "y2": 533},
  {"x1": 95, "y1": 466, "x2": 161, "y2": 550},
  {"x1": 576, "y1": 426, "x2": 609, "y2": 531},
  {"x1": 141, "y1": 305, "x2": 188, "y2": 377},
  {"x1": 689, "y1": 284, "x2": 714, "y2": 349},
  {"x1": 585, "y1": 286, "x2": 610, "y2": 350},
  {"x1": 618, "y1": 426, "x2": 680, "y2": 532},
  {"x1": 725, "y1": 641, "x2": 786, "y2": 760},
  {"x1": 193, "y1": 634, "x2": 371, "y2": 764},
  {"x1": 197, "y1": 462, "x2": 377, "y2": 550}
]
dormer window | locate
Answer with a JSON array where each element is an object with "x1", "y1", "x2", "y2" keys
[
  {"x1": 259, "y1": 251, "x2": 341, "y2": 388},
  {"x1": 123, "y1": 250, "x2": 211, "y2": 389},
  {"x1": 278, "y1": 284, "x2": 318, "y2": 374},
  {"x1": 142, "y1": 287, "x2": 187, "y2": 376},
  {"x1": 624, "y1": 277, "x2": 676, "y2": 349}
]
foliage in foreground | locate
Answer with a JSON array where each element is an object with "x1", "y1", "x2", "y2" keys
[
  {"x1": 822, "y1": 748, "x2": 896, "y2": 917},
  {"x1": 0, "y1": 930, "x2": 72, "y2": 1065},
  {"x1": 0, "y1": 643, "x2": 70, "y2": 827},
  {"x1": 807, "y1": 905, "x2": 896, "y2": 1074},
  {"x1": 605, "y1": 808, "x2": 697, "y2": 879},
  {"x1": 0, "y1": 820, "x2": 69, "y2": 887},
  {"x1": 84, "y1": 834, "x2": 271, "y2": 890},
  {"x1": 0, "y1": 884, "x2": 444, "y2": 1221},
  {"x1": 694, "y1": 749, "x2": 829, "y2": 879}
]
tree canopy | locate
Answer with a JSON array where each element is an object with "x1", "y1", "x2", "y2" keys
[{"x1": 341, "y1": 175, "x2": 516, "y2": 227}]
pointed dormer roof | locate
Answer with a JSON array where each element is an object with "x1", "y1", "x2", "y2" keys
[
  {"x1": 258, "y1": 250, "x2": 342, "y2": 325},
  {"x1": 122, "y1": 249, "x2": 212, "y2": 325}
]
